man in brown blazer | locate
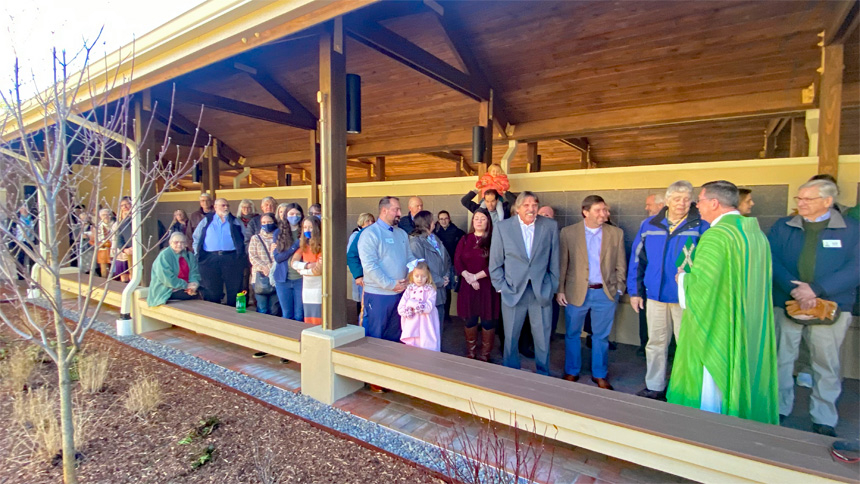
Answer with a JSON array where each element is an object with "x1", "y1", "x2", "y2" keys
[{"x1": 557, "y1": 195, "x2": 627, "y2": 390}]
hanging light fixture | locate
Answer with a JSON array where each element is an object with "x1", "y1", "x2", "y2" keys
[
  {"x1": 472, "y1": 126, "x2": 486, "y2": 164},
  {"x1": 346, "y1": 74, "x2": 361, "y2": 134}
]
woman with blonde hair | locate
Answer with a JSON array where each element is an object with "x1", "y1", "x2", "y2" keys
[
  {"x1": 112, "y1": 197, "x2": 133, "y2": 282},
  {"x1": 291, "y1": 216, "x2": 323, "y2": 325},
  {"x1": 95, "y1": 208, "x2": 113, "y2": 278}
]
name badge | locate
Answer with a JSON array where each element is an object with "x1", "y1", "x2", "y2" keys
[
  {"x1": 385, "y1": 238, "x2": 394, "y2": 244},
  {"x1": 822, "y1": 239, "x2": 842, "y2": 248}
]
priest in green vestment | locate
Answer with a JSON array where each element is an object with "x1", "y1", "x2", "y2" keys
[{"x1": 668, "y1": 180, "x2": 778, "y2": 424}]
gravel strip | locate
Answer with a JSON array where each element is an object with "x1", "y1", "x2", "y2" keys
[{"x1": 33, "y1": 299, "x2": 497, "y2": 482}]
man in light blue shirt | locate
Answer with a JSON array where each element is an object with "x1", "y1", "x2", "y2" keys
[
  {"x1": 358, "y1": 196, "x2": 415, "y2": 342},
  {"x1": 556, "y1": 195, "x2": 627, "y2": 390},
  {"x1": 192, "y1": 198, "x2": 246, "y2": 307}
]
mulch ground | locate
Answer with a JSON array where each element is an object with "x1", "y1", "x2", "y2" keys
[{"x1": 0, "y1": 309, "x2": 442, "y2": 484}]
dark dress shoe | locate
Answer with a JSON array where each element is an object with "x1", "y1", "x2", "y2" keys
[
  {"x1": 812, "y1": 423, "x2": 837, "y2": 437},
  {"x1": 636, "y1": 388, "x2": 666, "y2": 401},
  {"x1": 563, "y1": 374, "x2": 579, "y2": 382},
  {"x1": 592, "y1": 377, "x2": 614, "y2": 390}
]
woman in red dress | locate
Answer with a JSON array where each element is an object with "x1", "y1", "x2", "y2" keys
[{"x1": 454, "y1": 208, "x2": 499, "y2": 361}]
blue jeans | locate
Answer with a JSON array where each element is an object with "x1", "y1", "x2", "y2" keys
[
  {"x1": 275, "y1": 279, "x2": 304, "y2": 321},
  {"x1": 564, "y1": 288, "x2": 617, "y2": 379},
  {"x1": 363, "y1": 292, "x2": 403, "y2": 342},
  {"x1": 255, "y1": 291, "x2": 276, "y2": 315}
]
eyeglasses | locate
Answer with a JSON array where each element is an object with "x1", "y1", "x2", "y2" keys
[
  {"x1": 696, "y1": 197, "x2": 711, "y2": 204},
  {"x1": 793, "y1": 196, "x2": 822, "y2": 203}
]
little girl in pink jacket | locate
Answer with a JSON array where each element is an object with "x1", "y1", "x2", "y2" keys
[{"x1": 398, "y1": 260, "x2": 440, "y2": 351}]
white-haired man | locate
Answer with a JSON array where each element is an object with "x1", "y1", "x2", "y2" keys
[
  {"x1": 628, "y1": 181, "x2": 710, "y2": 400},
  {"x1": 769, "y1": 179, "x2": 859, "y2": 437}
]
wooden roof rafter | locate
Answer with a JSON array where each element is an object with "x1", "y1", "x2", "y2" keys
[
  {"x1": 231, "y1": 61, "x2": 318, "y2": 130},
  {"x1": 150, "y1": 108, "x2": 244, "y2": 168},
  {"x1": 436, "y1": 5, "x2": 511, "y2": 138},
  {"x1": 152, "y1": 85, "x2": 316, "y2": 130},
  {"x1": 824, "y1": 0, "x2": 859, "y2": 45}
]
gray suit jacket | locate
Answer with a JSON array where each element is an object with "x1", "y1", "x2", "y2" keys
[{"x1": 489, "y1": 215, "x2": 560, "y2": 307}]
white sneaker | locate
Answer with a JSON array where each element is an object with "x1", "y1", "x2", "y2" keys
[{"x1": 796, "y1": 372, "x2": 813, "y2": 388}]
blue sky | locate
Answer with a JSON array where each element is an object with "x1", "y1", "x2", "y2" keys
[{"x1": 1, "y1": 0, "x2": 204, "y2": 99}]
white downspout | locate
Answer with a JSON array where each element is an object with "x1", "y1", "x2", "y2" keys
[
  {"x1": 500, "y1": 140, "x2": 518, "y2": 174},
  {"x1": 233, "y1": 166, "x2": 251, "y2": 189},
  {"x1": 67, "y1": 115, "x2": 142, "y2": 321}
]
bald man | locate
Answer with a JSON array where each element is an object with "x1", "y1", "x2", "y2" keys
[
  {"x1": 398, "y1": 196, "x2": 424, "y2": 234},
  {"x1": 192, "y1": 198, "x2": 247, "y2": 307}
]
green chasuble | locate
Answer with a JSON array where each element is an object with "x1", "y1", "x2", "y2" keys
[{"x1": 667, "y1": 214, "x2": 778, "y2": 424}]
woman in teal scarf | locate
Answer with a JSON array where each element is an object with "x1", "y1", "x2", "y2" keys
[{"x1": 147, "y1": 232, "x2": 201, "y2": 307}]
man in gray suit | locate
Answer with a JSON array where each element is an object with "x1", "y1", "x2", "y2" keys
[{"x1": 490, "y1": 191, "x2": 560, "y2": 375}]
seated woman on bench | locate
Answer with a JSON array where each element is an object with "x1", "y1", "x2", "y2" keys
[{"x1": 147, "y1": 232, "x2": 201, "y2": 307}]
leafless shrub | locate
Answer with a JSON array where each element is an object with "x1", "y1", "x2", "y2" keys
[
  {"x1": 434, "y1": 406, "x2": 554, "y2": 484},
  {"x1": 0, "y1": 345, "x2": 37, "y2": 391},
  {"x1": 251, "y1": 440, "x2": 286, "y2": 484},
  {"x1": 124, "y1": 376, "x2": 162, "y2": 416},
  {"x1": 10, "y1": 388, "x2": 94, "y2": 463},
  {"x1": 11, "y1": 388, "x2": 62, "y2": 461},
  {"x1": 77, "y1": 351, "x2": 111, "y2": 393}
]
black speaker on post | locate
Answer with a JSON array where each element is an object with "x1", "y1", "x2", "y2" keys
[
  {"x1": 284, "y1": 173, "x2": 292, "y2": 186},
  {"x1": 346, "y1": 74, "x2": 361, "y2": 134},
  {"x1": 472, "y1": 126, "x2": 486, "y2": 165},
  {"x1": 192, "y1": 164, "x2": 203, "y2": 183}
]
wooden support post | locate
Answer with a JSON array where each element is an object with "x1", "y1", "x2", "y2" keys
[
  {"x1": 805, "y1": 109, "x2": 820, "y2": 156},
  {"x1": 526, "y1": 142, "x2": 539, "y2": 173},
  {"x1": 818, "y1": 43, "x2": 843, "y2": 177},
  {"x1": 134, "y1": 100, "x2": 160, "y2": 286},
  {"x1": 202, "y1": 143, "x2": 219, "y2": 199},
  {"x1": 374, "y1": 156, "x2": 385, "y2": 181},
  {"x1": 277, "y1": 165, "x2": 287, "y2": 186},
  {"x1": 318, "y1": 20, "x2": 348, "y2": 331},
  {"x1": 479, "y1": 100, "x2": 493, "y2": 165},
  {"x1": 309, "y1": 129, "x2": 320, "y2": 205},
  {"x1": 789, "y1": 117, "x2": 809, "y2": 157}
]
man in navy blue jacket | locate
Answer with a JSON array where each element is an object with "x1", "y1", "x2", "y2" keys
[
  {"x1": 627, "y1": 181, "x2": 709, "y2": 400},
  {"x1": 769, "y1": 179, "x2": 859, "y2": 437}
]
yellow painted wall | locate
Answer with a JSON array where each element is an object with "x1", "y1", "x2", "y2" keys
[
  {"x1": 343, "y1": 156, "x2": 859, "y2": 213},
  {"x1": 71, "y1": 165, "x2": 132, "y2": 212},
  {"x1": 160, "y1": 155, "x2": 859, "y2": 212}
]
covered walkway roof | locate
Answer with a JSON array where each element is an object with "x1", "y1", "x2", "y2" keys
[{"x1": 7, "y1": 1, "x2": 857, "y2": 187}]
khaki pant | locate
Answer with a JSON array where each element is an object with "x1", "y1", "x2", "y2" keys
[
  {"x1": 776, "y1": 307, "x2": 852, "y2": 427},
  {"x1": 645, "y1": 300, "x2": 684, "y2": 391}
]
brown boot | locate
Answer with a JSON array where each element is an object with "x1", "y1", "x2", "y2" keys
[
  {"x1": 478, "y1": 328, "x2": 495, "y2": 362},
  {"x1": 464, "y1": 325, "x2": 479, "y2": 359}
]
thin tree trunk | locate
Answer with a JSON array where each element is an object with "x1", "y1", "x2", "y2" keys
[{"x1": 55, "y1": 327, "x2": 78, "y2": 484}]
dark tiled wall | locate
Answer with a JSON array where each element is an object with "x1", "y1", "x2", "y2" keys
[{"x1": 348, "y1": 185, "x2": 789, "y2": 254}]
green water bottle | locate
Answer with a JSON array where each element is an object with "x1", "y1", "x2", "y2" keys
[{"x1": 236, "y1": 291, "x2": 247, "y2": 313}]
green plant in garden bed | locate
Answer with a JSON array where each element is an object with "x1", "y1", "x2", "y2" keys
[
  {"x1": 191, "y1": 444, "x2": 216, "y2": 470},
  {"x1": 178, "y1": 416, "x2": 220, "y2": 445}
]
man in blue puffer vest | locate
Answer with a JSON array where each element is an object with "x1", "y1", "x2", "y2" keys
[{"x1": 628, "y1": 181, "x2": 710, "y2": 400}]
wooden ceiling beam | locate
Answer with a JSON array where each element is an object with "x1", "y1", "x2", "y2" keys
[
  {"x1": 423, "y1": 151, "x2": 461, "y2": 163},
  {"x1": 232, "y1": 62, "x2": 318, "y2": 129},
  {"x1": 150, "y1": 109, "x2": 244, "y2": 165},
  {"x1": 345, "y1": 20, "x2": 490, "y2": 101},
  {"x1": 154, "y1": 86, "x2": 317, "y2": 130},
  {"x1": 824, "y1": 0, "x2": 859, "y2": 45},
  {"x1": 560, "y1": 137, "x2": 589, "y2": 153}
]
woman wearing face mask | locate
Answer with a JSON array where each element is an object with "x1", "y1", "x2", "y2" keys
[
  {"x1": 248, "y1": 213, "x2": 279, "y2": 315},
  {"x1": 272, "y1": 203, "x2": 305, "y2": 321},
  {"x1": 291, "y1": 216, "x2": 323, "y2": 325}
]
